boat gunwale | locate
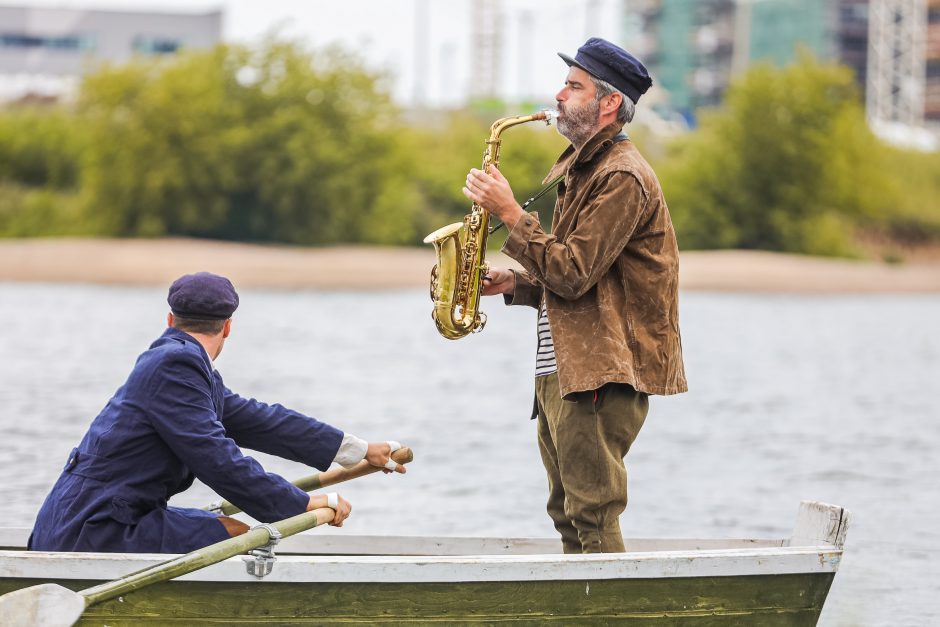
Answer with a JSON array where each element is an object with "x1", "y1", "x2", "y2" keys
[
  {"x1": 0, "y1": 528, "x2": 789, "y2": 555},
  {"x1": 0, "y1": 543, "x2": 844, "y2": 584},
  {"x1": 0, "y1": 502, "x2": 849, "y2": 584}
]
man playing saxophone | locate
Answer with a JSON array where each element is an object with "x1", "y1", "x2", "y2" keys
[{"x1": 463, "y1": 38, "x2": 687, "y2": 554}]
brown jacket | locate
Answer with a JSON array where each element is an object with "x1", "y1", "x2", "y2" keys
[{"x1": 502, "y1": 122, "x2": 687, "y2": 398}]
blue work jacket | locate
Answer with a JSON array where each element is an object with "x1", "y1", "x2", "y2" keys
[{"x1": 29, "y1": 327, "x2": 344, "y2": 554}]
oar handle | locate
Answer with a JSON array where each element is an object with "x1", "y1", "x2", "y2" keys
[
  {"x1": 206, "y1": 447, "x2": 413, "y2": 516},
  {"x1": 304, "y1": 446, "x2": 414, "y2": 490},
  {"x1": 80, "y1": 507, "x2": 335, "y2": 608}
]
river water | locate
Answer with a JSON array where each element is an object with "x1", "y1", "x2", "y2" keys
[{"x1": 0, "y1": 283, "x2": 937, "y2": 626}]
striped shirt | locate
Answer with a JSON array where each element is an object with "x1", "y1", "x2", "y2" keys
[{"x1": 535, "y1": 300, "x2": 558, "y2": 377}]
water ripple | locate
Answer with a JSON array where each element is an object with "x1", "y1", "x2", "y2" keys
[{"x1": 1, "y1": 286, "x2": 938, "y2": 626}]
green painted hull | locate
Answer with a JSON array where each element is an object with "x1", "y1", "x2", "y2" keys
[
  {"x1": 0, "y1": 573, "x2": 835, "y2": 625},
  {"x1": 0, "y1": 503, "x2": 850, "y2": 625}
]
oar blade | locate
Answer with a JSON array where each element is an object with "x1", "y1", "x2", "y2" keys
[{"x1": 0, "y1": 583, "x2": 85, "y2": 627}]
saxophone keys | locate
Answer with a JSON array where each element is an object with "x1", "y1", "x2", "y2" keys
[
  {"x1": 429, "y1": 264, "x2": 439, "y2": 302},
  {"x1": 473, "y1": 312, "x2": 487, "y2": 333}
]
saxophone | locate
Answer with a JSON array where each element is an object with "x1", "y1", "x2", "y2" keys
[{"x1": 423, "y1": 110, "x2": 557, "y2": 340}]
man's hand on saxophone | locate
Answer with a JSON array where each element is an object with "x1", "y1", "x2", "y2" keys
[
  {"x1": 482, "y1": 268, "x2": 516, "y2": 297},
  {"x1": 466, "y1": 163, "x2": 520, "y2": 299},
  {"x1": 463, "y1": 165, "x2": 525, "y2": 230}
]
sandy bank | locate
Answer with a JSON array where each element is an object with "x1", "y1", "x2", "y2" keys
[{"x1": 0, "y1": 238, "x2": 938, "y2": 293}]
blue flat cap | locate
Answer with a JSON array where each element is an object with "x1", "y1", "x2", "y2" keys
[
  {"x1": 559, "y1": 38, "x2": 652, "y2": 104},
  {"x1": 167, "y1": 272, "x2": 239, "y2": 320}
]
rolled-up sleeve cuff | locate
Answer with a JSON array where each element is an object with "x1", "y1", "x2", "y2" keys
[
  {"x1": 501, "y1": 211, "x2": 540, "y2": 259},
  {"x1": 333, "y1": 433, "x2": 368, "y2": 468},
  {"x1": 502, "y1": 270, "x2": 541, "y2": 308}
]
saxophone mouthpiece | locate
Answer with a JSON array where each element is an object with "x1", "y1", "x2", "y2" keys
[{"x1": 541, "y1": 109, "x2": 559, "y2": 125}]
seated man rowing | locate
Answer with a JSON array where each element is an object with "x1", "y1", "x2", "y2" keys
[{"x1": 29, "y1": 271, "x2": 404, "y2": 554}]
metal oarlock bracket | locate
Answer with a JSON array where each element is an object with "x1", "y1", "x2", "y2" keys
[
  {"x1": 243, "y1": 524, "x2": 282, "y2": 579},
  {"x1": 206, "y1": 500, "x2": 223, "y2": 515}
]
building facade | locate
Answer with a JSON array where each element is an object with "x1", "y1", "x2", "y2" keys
[
  {"x1": 925, "y1": 0, "x2": 940, "y2": 126},
  {"x1": 628, "y1": 0, "x2": 842, "y2": 115},
  {"x1": 0, "y1": 5, "x2": 221, "y2": 101},
  {"x1": 626, "y1": 0, "x2": 936, "y2": 141}
]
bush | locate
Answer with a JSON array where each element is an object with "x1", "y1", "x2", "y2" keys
[
  {"x1": 0, "y1": 109, "x2": 82, "y2": 189},
  {"x1": 659, "y1": 53, "x2": 900, "y2": 256}
]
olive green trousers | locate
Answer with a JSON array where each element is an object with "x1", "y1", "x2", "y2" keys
[{"x1": 535, "y1": 372, "x2": 649, "y2": 554}]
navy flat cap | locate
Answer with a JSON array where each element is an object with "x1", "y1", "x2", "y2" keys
[
  {"x1": 167, "y1": 272, "x2": 239, "y2": 320},
  {"x1": 559, "y1": 37, "x2": 652, "y2": 104}
]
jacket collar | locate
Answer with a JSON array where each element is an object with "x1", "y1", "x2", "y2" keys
[
  {"x1": 545, "y1": 122, "x2": 627, "y2": 182},
  {"x1": 155, "y1": 327, "x2": 214, "y2": 369}
]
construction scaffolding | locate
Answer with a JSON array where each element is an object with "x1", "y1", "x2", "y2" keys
[
  {"x1": 866, "y1": 0, "x2": 928, "y2": 127},
  {"x1": 471, "y1": 0, "x2": 503, "y2": 100}
]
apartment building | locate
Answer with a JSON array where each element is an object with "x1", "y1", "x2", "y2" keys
[
  {"x1": 627, "y1": 0, "x2": 937, "y2": 140},
  {"x1": 0, "y1": 4, "x2": 221, "y2": 101}
]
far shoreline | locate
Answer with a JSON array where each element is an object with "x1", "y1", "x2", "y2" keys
[{"x1": 0, "y1": 237, "x2": 938, "y2": 293}]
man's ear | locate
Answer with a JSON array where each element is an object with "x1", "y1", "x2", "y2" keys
[
  {"x1": 604, "y1": 91, "x2": 622, "y2": 116},
  {"x1": 167, "y1": 312, "x2": 174, "y2": 327},
  {"x1": 222, "y1": 318, "x2": 232, "y2": 339}
]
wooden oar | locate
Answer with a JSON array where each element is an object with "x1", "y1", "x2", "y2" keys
[
  {"x1": 204, "y1": 446, "x2": 414, "y2": 516},
  {"x1": 0, "y1": 506, "x2": 336, "y2": 627}
]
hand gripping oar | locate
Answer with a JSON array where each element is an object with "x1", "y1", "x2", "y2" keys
[
  {"x1": 0, "y1": 506, "x2": 336, "y2": 627},
  {"x1": 204, "y1": 445, "x2": 414, "y2": 516}
]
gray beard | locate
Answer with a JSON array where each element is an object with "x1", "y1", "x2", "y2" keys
[{"x1": 557, "y1": 97, "x2": 601, "y2": 147}]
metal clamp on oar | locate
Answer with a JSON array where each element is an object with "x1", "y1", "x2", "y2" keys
[
  {"x1": 0, "y1": 506, "x2": 337, "y2": 627},
  {"x1": 243, "y1": 523, "x2": 283, "y2": 579}
]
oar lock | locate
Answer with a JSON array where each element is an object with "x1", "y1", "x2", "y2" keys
[{"x1": 243, "y1": 524, "x2": 283, "y2": 579}]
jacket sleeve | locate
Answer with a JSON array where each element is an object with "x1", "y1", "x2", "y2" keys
[
  {"x1": 501, "y1": 266, "x2": 543, "y2": 309},
  {"x1": 221, "y1": 389, "x2": 344, "y2": 471},
  {"x1": 501, "y1": 170, "x2": 648, "y2": 300},
  {"x1": 145, "y1": 354, "x2": 310, "y2": 523}
]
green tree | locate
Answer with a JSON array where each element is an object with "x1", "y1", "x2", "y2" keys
[
  {"x1": 878, "y1": 146, "x2": 940, "y2": 243},
  {"x1": 76, "y1": 39, "x2": 420, "y2": 244},
  {"x1": 0, "y1": 107, "x2": 86, "y2": 236},
  {"x1": 660, "y1": 53, "x2": 897, "y2": 256},
  {"x1": 0, "y1": 107, "x2": 82, "y2": 188}
]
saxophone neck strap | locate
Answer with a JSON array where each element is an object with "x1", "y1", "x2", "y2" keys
[
  {"x1": 488, "y1": 176, "x2": 563, "y2": 235},
  {"x1": 523, "y1": 132, "x2": 627, "y2": 210},
  {"x1": 520, "y1": 175, "x2": 564, "y2": 211},
  {"x1": 489, "y1": 132, "x2": 628, "y2": 235}
]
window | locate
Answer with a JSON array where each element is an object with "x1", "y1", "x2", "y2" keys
[
  {"x1": 132, "y1": 36, "x2": 181, "y2": 55},
  {"x1": 927, "y1": 60, "x2": 940, "y2": 79},
  {"x1": 0, "y1": 33, "x2": 95, "y2": 51}
]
